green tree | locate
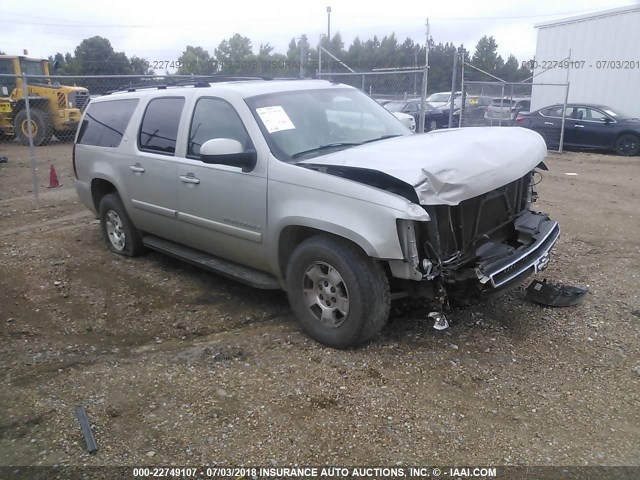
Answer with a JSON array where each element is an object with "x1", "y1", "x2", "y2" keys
[
  {"x1": 286, "y1": 35, "x2": 314, "y2": 77},
  {"x1": 215, "y1": 34, "x2": 255, "y2": 74},
  {"x1": 254, "y1": 43, "x2": 287, "y2": 76},
  {"x1": 130, "y1": 56, "x2": 153, "y2": 75},
  {"x1": 470, "y1": 35, "x2": 503, "y2": 79},
  {"x1": 73, "y1": 36, "x2": 131, "y2": 75},
  {"x1": 499, "y1": 54, "x2": 520, "y2": 82},
  {"x1": 176, "y1": 46, "x2": 214, "y2": 75}
]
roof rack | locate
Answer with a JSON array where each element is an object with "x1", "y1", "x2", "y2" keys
[{"x1": 104, "y1": 75, "x2": 274, "y2": 95}]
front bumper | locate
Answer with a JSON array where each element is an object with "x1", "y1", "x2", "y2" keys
[{"x1": 476, "y1": 212, "x2": 560, "y2": 288}]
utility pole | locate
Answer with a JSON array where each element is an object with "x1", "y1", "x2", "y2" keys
[
  {"x1": 318, "y1": 34, "x2": 324, "y2": 76},
  {"x1": 327, "y1": 6, "x2": 331, "y2": 41},
  {"x1": 299, "y1": 37, "x2": 305, "y2": 78},
  {"x1": 418, "y1": 18, "x2": 429, "y2": 133}
]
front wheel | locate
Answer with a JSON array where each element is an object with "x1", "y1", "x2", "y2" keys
[
  {"x1": 98, "y1": 193, "x2": 144, "y2": 257},
  {"x1": 286, "y1": 235, "x2": 390, "y2": 349},
  {"x1": 427, "y1": 120, "x2": 438, "y2": 132},
  {"x1": 615, "y1": 134, "x2": 639, "y2": 156},
  {"x1": 14, "y1": 108, "x2": 52, "y2": 146}
]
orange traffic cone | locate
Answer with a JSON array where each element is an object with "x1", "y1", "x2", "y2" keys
[{"x1": 46, "y1": 165, "x2": 62, "y2": 188}]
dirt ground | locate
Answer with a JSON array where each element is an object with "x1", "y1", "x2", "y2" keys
[{"x1": 0, "y1": 141, "x2": 639, "y2": 467}]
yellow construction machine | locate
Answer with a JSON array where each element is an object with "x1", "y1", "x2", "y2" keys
[{"x1": 0, "y1": 55, "x2": 90, "y2": 145}]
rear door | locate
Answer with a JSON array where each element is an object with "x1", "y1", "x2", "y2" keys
[
  {"x1": 176, "y1": 96, "x2": 269, "y2": 271},
  {"x1": 124, "y1": 96, "x2": 185, "y2": 243},
  {"x1": 538, "y1": 106, "x2": 574, "y2": 146}
]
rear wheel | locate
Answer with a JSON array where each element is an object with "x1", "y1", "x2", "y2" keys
[
  {"x1": 14, "y1": 108, "x2": 52, "y2": 146},
  {"x1": 286, "y1": 235, "x2": 390, "y2": 349},
  {"x1": 98, "y1": 193, "x2": 144, "y2": 257},
  {"x1": 615, "y1": 134, "x2": 639, "y2": 156}
]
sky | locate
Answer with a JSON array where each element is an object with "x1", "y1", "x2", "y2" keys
[{"x1": 1, "y1": 0, "x2": 638, "y2": 66}]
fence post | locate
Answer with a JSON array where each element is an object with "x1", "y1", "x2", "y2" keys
[
  {"x1": 419, "y1": 66, "x2": 428, "y2": 133},
  {"x1": 498, "y1": 84, "x2": 505, "y2": 127},
  {"x1": 459, "y1": 53, "x2": 465, "y2": 127},
  {"x1": 558, "y1": 49, "x2": 572, "y2": 154},
  {"x1": 22, "y1": 73, "x2": 39, "y2": 209},
  {"x1": 361, "y1": 74, "x2": 365, "y2": 93},
  {"x1": 448, "y1": 51, "x2": 458, "y2": 129}
]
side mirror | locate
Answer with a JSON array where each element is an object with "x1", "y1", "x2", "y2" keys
[
  {"x1": 199, "y1": 138, "x2": 256, "y2": 172},
  {"x1": 604, "y1": 117, "x2": 613, "y2": 124}
]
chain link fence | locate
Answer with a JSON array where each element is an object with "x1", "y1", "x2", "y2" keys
[
  {"x1": 317, "y1": 69, "x2": 430, "y2": 132},
  {"x1": 457, "y1": 64, "x2": 570, "y2": 153},
  {"x1": 318, "y1": 70, "x2": 425, "y2": 101}
]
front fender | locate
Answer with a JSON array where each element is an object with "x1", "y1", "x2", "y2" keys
[{"x1": 266, "y1": 180, "x2": 409, "y2": 276}]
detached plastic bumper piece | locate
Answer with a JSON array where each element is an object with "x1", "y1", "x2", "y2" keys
[{"x1": 526, "y1": 279, "x2": 588, "y2": 307}]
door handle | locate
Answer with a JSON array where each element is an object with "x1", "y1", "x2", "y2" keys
[
  {"x1": 544, "y1": 122, "x2": 554, "y2": 125},
  {"x1": 179, "y1": 174, "x2": 200, "y2": 185},
  {"x1": 575, "y1": 124, "x2": 585, "y2": 128},
  {"x1": 129, "y1": 164, "x2": 145, "y2": 173}
]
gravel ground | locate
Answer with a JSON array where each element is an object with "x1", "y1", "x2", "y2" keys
[{"x1": 0, "y1": 141, "x2": 639, "y2": 467}]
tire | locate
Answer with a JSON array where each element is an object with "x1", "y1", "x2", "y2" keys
[
  {"x1": 285, "y1": 235, "x2": 390, "y2": 349},
  {"x1": 615, "y1": 134, "x2": 639, "y2": 156},
  {"x1": 427, "y1": 120, "x2": 437, "y2": 132},
  {"x1": 14, "y1": 108, "x2": 52, "y2": 146},
  {"x1": 98, "y1": 193, "x2": 144, "y2": 257}
]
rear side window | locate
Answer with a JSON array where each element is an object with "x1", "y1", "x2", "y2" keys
[
  {"x1": 77, "y1": 99, "x2": 138, "y2": 148},
  {"x1": 138, "y1": 97, "x2": 185, "y2": 155}
]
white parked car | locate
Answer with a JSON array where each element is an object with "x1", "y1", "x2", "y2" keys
[
  {"x1": 426, "y1": 91, "x2": 462, "y2": 109},
  {"x1": 390, "y1": 111, "x2": 416, "y2": 132}
]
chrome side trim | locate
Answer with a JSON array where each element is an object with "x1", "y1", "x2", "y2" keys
[
  {"x1": 177, "y1": 212, "x2": 262, "y2": 243},
  {"x1": 131, "y1": 199, "x2": 176, "y2": 218}
]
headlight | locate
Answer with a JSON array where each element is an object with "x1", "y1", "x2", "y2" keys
[{"x1": 404, "y1": 204, "x2": 430, "y2": 221}]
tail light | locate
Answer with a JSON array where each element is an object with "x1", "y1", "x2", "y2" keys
[
  {"x1": 515, "y1": 114, "x2": 525, "y2": 124},
  {"x1": 72, "y1": 143, "x2": 78, "y2": 179}
]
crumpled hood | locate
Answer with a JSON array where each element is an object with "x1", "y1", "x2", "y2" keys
[{"x1": 299, "y1": 127, "x2": 548, "y2": 206}]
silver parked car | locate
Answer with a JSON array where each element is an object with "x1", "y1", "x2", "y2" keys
[
  {"x1": 484, "y1": 97, "x2": 531, "y2": 126},
  {"x1": 74, "y1": 79, "x2": 559, "y2": 349}
]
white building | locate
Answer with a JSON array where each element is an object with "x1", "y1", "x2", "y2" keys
[{"x1": 531, "y1": 5, "x2": 640, "y2": 114}]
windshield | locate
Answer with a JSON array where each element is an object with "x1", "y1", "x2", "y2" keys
[
  {"x1": 384, "y1": 101, "x2": 406, "y2": 112},
  {"x1": 427, "y1": 93, "x2": 449, "y2": 102},
  {"x1": 246, "y1": 88, "x2": 409, "y2": 161},
  {"x1": 602, "y1": 107, "x2": 635, "y2": 119},
  {"x1": 20, "y1": 59, "x2": 46, "y2": 77}
]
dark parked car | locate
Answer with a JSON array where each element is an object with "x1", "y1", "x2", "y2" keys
[
  {"x1": 516, "y1": 104, "x2": 640, "y2": 156},
  {"x1": 384, "y1": 100, "x2": 445, "y2": 131},
  {"x1": 484, "y1": 97, "x2": 531, "y2": 126}
]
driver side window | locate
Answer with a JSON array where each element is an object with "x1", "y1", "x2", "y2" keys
[{"x1": 187, "y1": 98, "x2": 252, "y2": 158}]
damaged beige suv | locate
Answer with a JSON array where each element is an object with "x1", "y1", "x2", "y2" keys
[{"x1": 74, "y1": 78, "x2": 559, "y2": 349}]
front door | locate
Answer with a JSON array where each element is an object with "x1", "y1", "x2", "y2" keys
[
  {"x1": 176, "y1": 97, "x2": 269, "y2": 271},
  {"x1": 571, "y1": 107, "x2": 615, "y2": 149}
]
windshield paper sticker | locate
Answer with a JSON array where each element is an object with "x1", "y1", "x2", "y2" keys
[{"x1": 256, "y1": 106, "x2": 296, "y2": 133}]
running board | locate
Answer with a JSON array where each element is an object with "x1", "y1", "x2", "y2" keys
[{"x1": 142, "y1": 236, "x2": 281, "y2": 290}]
